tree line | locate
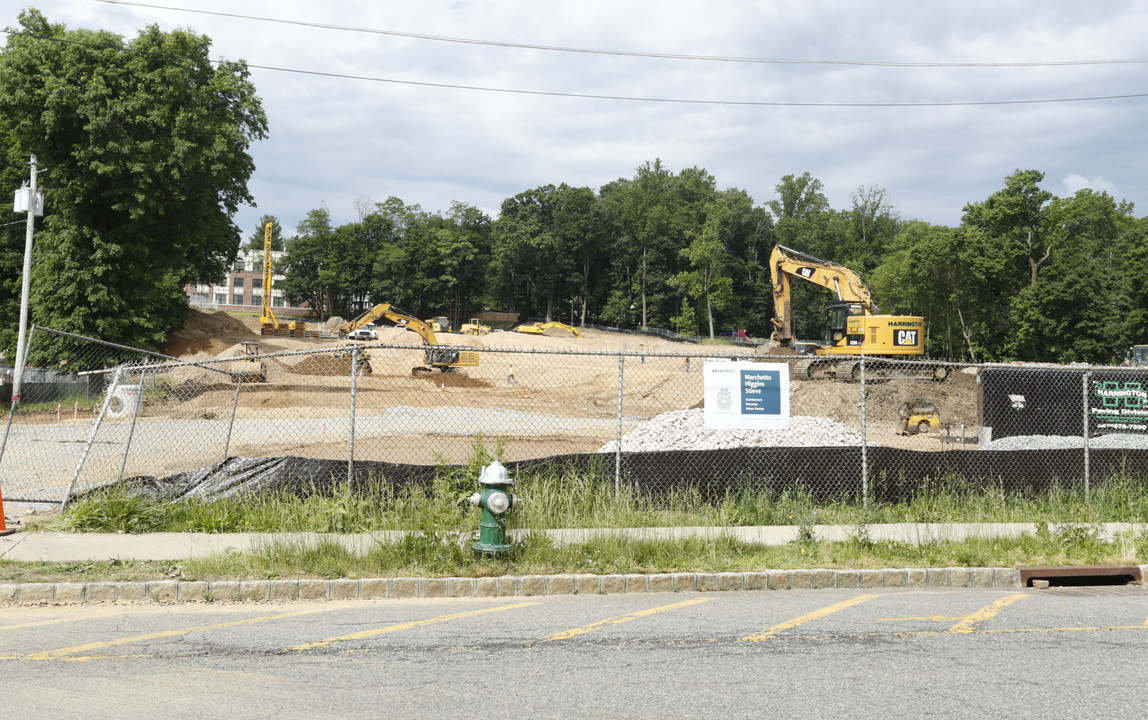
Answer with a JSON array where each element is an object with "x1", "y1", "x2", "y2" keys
[
  {"x1": 269, "y1": 164, "x2": 1147, "y2": 365},
  {"x1": 2, "y1": 10, "x2": 1145, "y2": 368}
]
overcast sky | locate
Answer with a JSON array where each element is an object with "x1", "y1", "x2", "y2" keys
[{"x1": 8, "y1": 1, "x2": 1148, "y2": 238}]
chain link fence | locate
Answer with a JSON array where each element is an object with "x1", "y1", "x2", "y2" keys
[{"x1": 3, "y1": 326, "x2": 1147, "y2": 511}]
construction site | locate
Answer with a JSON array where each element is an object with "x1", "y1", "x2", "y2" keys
[
  {"x1": 154, "y1": 306, "x2": 983, "y2": 467},
  {"x1": 6, "y1": 235, "x2": 1143, "y2": 511}
]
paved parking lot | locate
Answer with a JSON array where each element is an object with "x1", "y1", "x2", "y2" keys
[{"x1": 5, "y1": 587, "x2": 1147, "y2": 717}]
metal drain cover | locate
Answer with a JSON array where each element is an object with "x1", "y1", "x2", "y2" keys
[{"x1": 1019, "y1": 565, "x2": 1143, "y2": 587}]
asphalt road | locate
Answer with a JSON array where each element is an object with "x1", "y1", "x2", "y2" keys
[{"x1": 4, "y1": 586, "x2": 1147, "y2": 718}]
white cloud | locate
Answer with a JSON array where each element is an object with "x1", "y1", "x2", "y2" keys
[
  {"x1": 1059, "y1": 173, "x2": 1119, "y2": 198},
  {"x1": 10, "y1": 0, "x2": 1148, "y2": 233}
]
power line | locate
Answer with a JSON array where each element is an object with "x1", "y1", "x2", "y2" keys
[
  {"x1": 96, "y1": 0, "x2": 1148, "y2": 69},
  {"x1": 4, "y1": 29, "x2": 1147, "y2": 108}
]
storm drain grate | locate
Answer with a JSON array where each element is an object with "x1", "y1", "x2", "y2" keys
[{"x1": 1019, "y1": 565, "x2": 1142, "y2": 588}]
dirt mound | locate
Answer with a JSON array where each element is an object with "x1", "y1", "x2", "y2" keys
[
  {"x1": 415, "y1": 373, "x2": 491, "y2": 388},
  {"x1": 162, "y1": 308, "x2": 257, "y2": 357},
  {"x1": 289, "y1": 348, "x2": 370, "y2": 376}
]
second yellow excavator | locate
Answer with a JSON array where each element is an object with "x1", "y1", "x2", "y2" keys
[{"x1": 514, "y1": 321, "x2": 583, "y2": 338}]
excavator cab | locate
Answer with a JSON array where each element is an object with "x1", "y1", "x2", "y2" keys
[{"x1": 823, "y1": 302, "x2": 865, "y2": 348}]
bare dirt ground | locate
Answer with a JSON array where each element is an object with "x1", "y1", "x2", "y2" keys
[{"x1": 154, "y1": 309, "x2": 980, "y2": 463}]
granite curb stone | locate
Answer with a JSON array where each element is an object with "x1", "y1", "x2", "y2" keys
[{"x1": 0, "y1": 567, "x2": 1034, "y2": 605}]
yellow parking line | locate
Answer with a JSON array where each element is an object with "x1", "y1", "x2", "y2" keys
[
  {"x1": 540, "y1": 597, "x2": 713, "y2": 642},
  {"x1": 877, "y1": 616, "x2": 962, "y2": 623},
  {"x1": 0, "y1": 614, "x2": 108, "y2": 632},
  {"x1": 28, "y1": 607, "x2": 335, "y2": 661},
  {"x1": 741, "y1": 594, "x2": 879, "y2": 642},
  {"x1": 946, "y1": 594, "x2": 1028, "y2": 634},
  {"x1": 288, "y1": 602, "x2": 537, "y2": 652}
]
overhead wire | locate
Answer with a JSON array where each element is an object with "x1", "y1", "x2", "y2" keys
[
  {"x1": 6, "y1": 6, "x2": 1147, "y2": 108},
  {"x1": 94, "y1": 0, "x2": 1148, "y2": 69}
]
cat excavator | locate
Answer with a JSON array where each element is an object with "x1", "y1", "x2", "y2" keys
[
  {"x1": 769, "y1": 244, "x2": 947, "y2": 381},
  {"x1": 514, "y1": 321, "x2": 583, "y2": 338},
  {"x1": 337, "y1": 304, "x2": 478, "y2": 374}
]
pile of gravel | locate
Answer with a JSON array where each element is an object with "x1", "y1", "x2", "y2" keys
[
  {"x1": 981, "y1": 433, "x2": 1148, "y2": 451},
  {"x1": 598, "y1": 409, "x2": 867, "y2": 453}
]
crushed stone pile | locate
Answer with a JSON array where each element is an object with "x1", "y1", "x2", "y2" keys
[
  {"x1": 598, "y1": 408, "x2": 867, "y2": 453},
  {"x1": 981, "y1": 433, "x2": 1148, "y2": 451}
]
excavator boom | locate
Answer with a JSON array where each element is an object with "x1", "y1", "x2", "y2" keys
[{"x1": 338, "y1": 304, "x2": 478, "y2": 372}]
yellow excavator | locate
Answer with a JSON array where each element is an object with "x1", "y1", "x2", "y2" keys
[
  {"x1": 770, "y1": 244, "x2": 946, "y2": 381},
  {"x1": 514, "y1": 321, "x2": 583, "y2": 338},
  {"x1": 337, "y1": 304, "x2": 478, "y2": 373}
]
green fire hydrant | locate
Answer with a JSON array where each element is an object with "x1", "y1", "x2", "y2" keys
[{"x1": 468, "y1": 460, "x2": 520, "y2": 555}]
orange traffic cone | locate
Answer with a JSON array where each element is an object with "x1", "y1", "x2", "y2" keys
[
  {"x1": 520, "y1": 388, "x2": 525, "y2": 398},
  {"x1": 0, "y1": 482, "x2": 15, "y2": 536},
  {"x1": 440, "y1": 382, "x2": 446, "y2": 392}
]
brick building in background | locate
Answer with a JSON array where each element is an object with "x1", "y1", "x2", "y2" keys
[{"x1": 185, "y1": 248, "x2": 311, "y2": 318}]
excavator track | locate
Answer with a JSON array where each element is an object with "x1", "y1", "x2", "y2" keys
[{"x1": 787, "y1": 357, "x2": 949, "y2": 382}]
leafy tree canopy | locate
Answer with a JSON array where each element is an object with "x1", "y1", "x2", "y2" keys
[{"x1": 0, "y1": 9, "x2": 267, "y2": 357}]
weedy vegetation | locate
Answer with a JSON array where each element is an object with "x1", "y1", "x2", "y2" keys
[{"x1": 13, "y1": 438, "x2": 1147, "y2": 582}]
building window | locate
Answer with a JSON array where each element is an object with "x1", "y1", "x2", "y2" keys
[
  {"x1": 215, "y1": 293, "x2": 226, "y2": 305},
  {"x1": 233, "y1": 277, "x2": 244, "y2": 288},
  {"x1": 192, "y1": 292, "x2": 209, "y2": 305},
  {"x1": 233, "y1": 293, "x2": 243, "y2": 305},
  {"x1": 251, "y1": 294, "x2": 262, "y2": 308},
  {"x1": 273, "y1": 296, "x2": 284, "y2": 307}
]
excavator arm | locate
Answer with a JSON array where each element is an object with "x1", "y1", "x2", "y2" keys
[
  {"x1": 769, "y1": 244, "x2": 878, "y2": 345},
  {"x1": 338, "y1": 304, "x2": 479, "y2": 372},
  {"x1": 339, "y1": 304, "x2": 438, "y2": 343}
]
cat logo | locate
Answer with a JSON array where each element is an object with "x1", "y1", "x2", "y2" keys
[
  {"x1": 894, "y1": 329, "x2": 918, "y2": 347},
  {"x1": 796, "y1": 267, "x2": 815, "y2": 279}
]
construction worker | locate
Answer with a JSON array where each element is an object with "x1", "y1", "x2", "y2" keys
[
  {"x1": 508, "y1": 365, "x2": 516, "y2": 383},
  {"x1": 684, "y1": 356, "x2": 690, "y2": 372}
]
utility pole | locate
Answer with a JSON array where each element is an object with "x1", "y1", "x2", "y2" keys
[{"x1": 12, "y1": 154, "x2": 40, "y2": 405}]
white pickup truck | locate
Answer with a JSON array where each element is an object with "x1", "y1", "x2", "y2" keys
[{"x1": 348, "y1": 323, "x2": 378, "y2": 341}]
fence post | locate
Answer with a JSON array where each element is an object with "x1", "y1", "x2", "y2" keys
[
  {"x1": 349, "y1": 345, "x2": 359, "y2": 486},
  {"x1": 859, "y1": 355, "x2": 868, "y2": 508},
  {"x1": 117, "y1": 366, "x2": 146, "y2": 481},
  {"x1": 62, "y1": 366, "x2": 121, "y2": 510},
  {"x1": 614, "y1": 353, "x2": 625, "y2": 499},
  {"x1": 1082, "y1": 370, "x2": 1090, "y2": 499},
  {"x1": 0, "y1": 324, "x2": 37, "y2": 468},
  {"x1": 223, "y1": 371, "x2": 242, "y2": 461}
]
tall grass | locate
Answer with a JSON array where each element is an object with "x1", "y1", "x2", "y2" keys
[{"x1": 53, "y1": 464, "x2": 1148, "y2": 536}]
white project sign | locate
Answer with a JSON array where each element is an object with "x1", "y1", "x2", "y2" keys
[{"x1": 703, "y1": 360, "x2": 790, "y2": 430}]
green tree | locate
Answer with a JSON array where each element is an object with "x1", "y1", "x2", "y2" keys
[
  {"x1": 766, "y1": 173, "x2": 836, "y2": 340},
  {"x1": 492, "y1": 184, "x2": 591, "y2": 322},
  {"x1": 1009, "y1": 189, "x2": 1134, "y2": 362},
  {"x1": 0, "y1": 10, "x2": 266, "y2": 356},
  {"x1": 873, "y1": 222, "x2": 1014, "y2": 360},
  {"x1": 1119, "y1": 217, "x2": 1148, "y2": 348},
  {"x1": 244, "y1": 215, "x2": 284, "y2": 251},
  {"x1": 369, "y1": 198, "x2": 424, "y2": 310},
  {"x1": 279, "y1": 207, "x2": 335, "y2": 318},
  {"x1": 962, "y1": 169, "x2": 1054, "y2": 286},
  {"x1": 425, "y1": 202, "x2": 491, "y2": 323}
]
